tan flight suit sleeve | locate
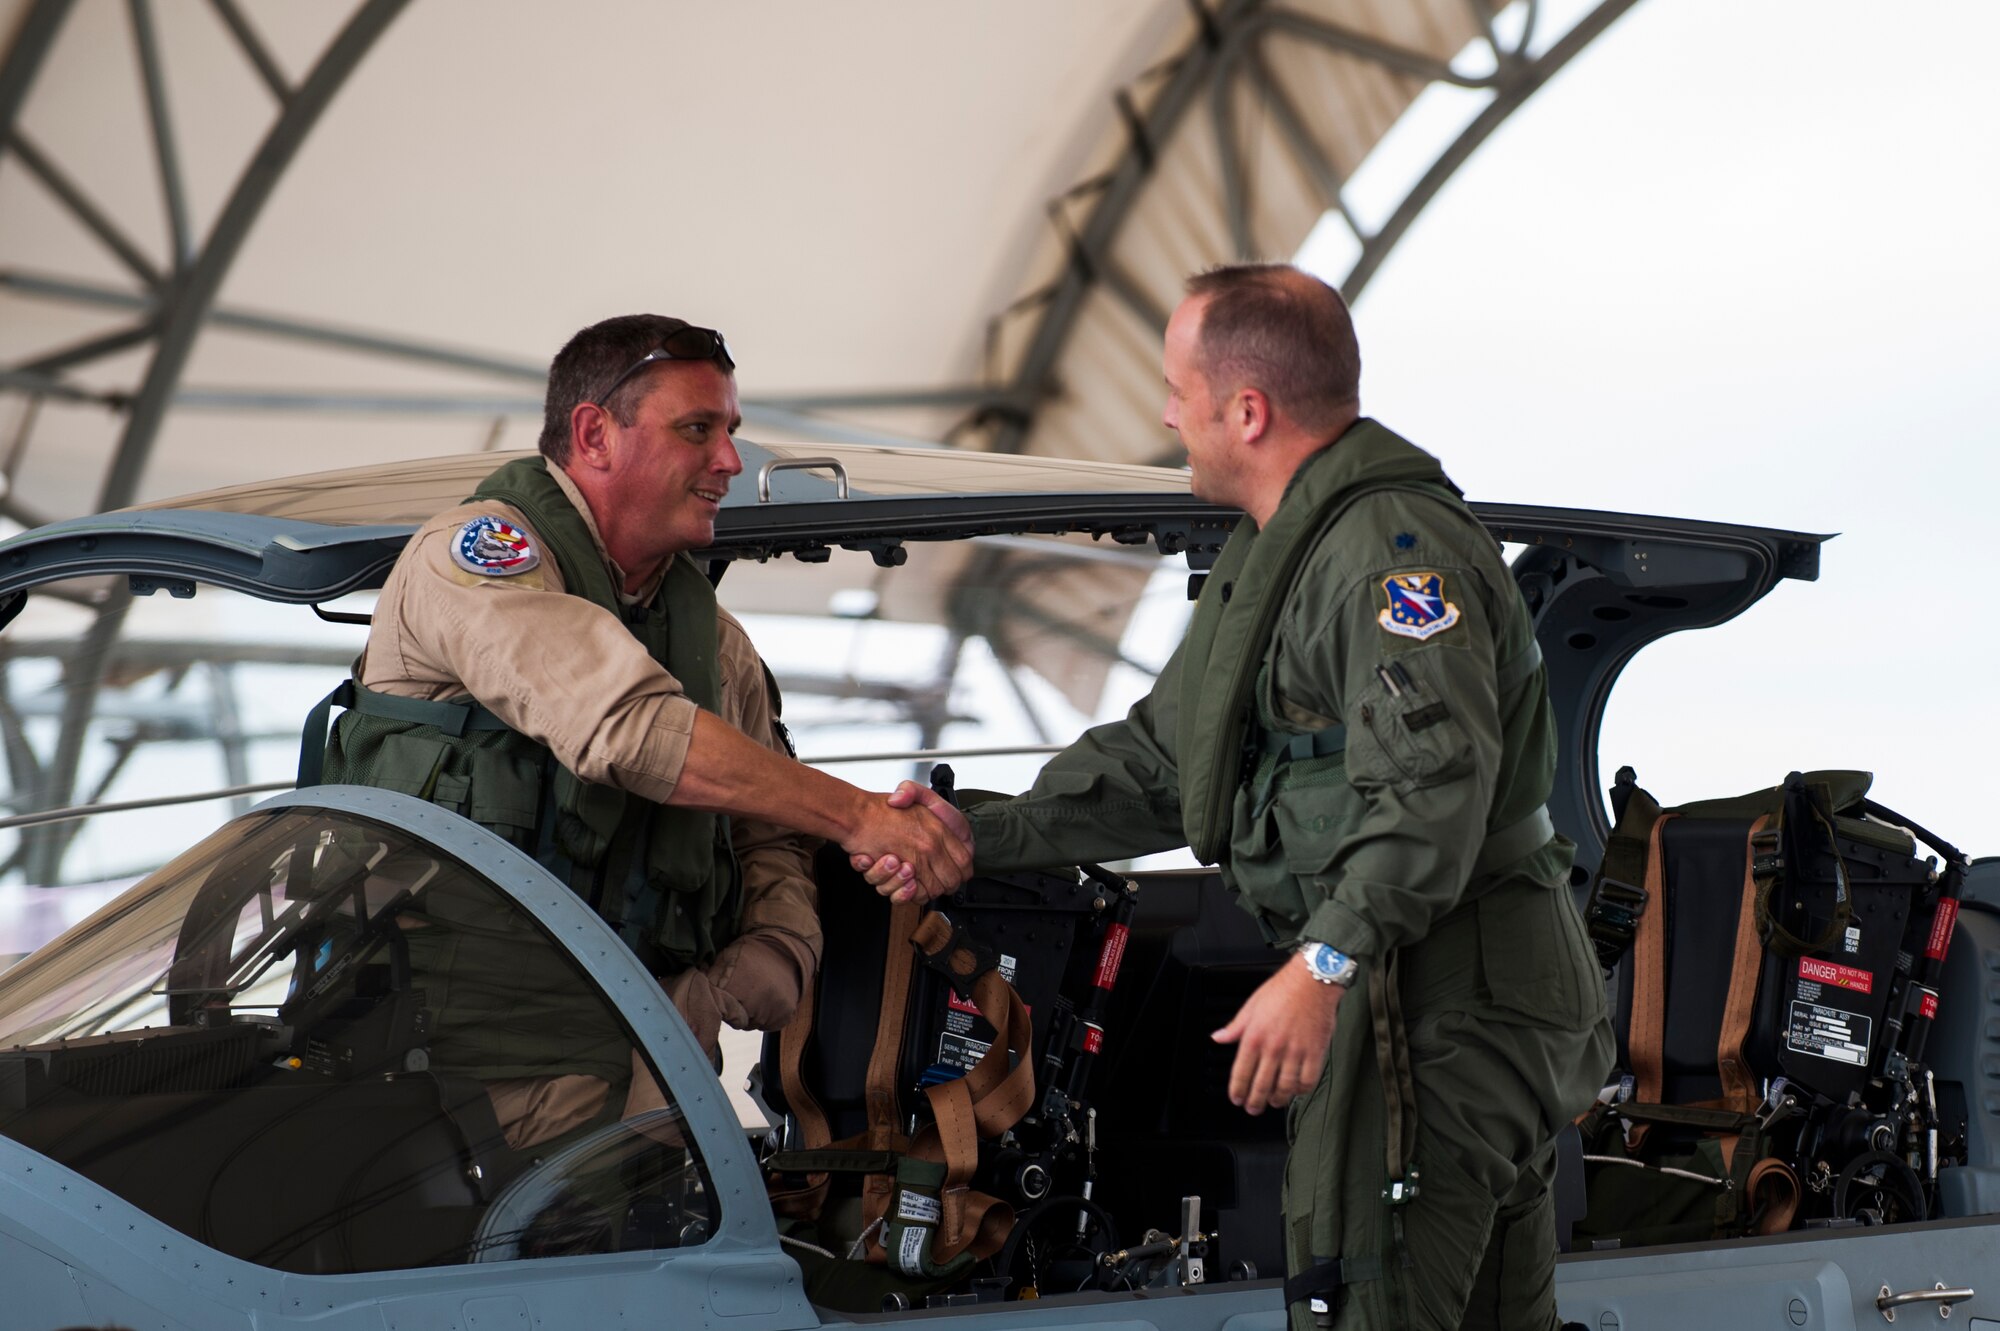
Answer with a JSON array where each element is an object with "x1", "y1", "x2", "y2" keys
[
  {"x1": 701, "y1": 608, "x2": 822, "y2": 1032},
  {"x1": 360, "y1": 500, "x2": 701, "y2": 804}
]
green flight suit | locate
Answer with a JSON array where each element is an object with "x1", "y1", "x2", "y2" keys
[{"x1": 967, "y1": 420, "x2": 1613, "y2": 1331}]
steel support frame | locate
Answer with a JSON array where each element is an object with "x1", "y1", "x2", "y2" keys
[
  {"x1": 0, "y1": 0, "x2": 412, "y2": 885},
  {"x1": 970, "y1": 0, "x2": 1640, "y2": 457}
]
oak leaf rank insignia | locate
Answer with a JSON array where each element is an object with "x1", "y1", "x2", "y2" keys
[{"x1": 1378, "y1": 571, "x2": 1460, "y2": 641}]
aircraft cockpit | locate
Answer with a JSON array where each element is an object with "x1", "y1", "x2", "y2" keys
[{"x1": 0, "y1": 792, "x2": 716, "y2": 1274}]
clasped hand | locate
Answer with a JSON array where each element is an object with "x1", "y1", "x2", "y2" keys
[
  {"x1": 847, "y1": 780, "x2": 973, "y2": 903},
  {"x1": 848, "y1": 779, "x2": 972, "y2": 903}
]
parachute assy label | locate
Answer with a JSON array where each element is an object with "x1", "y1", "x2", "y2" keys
[{"x1": 1786, "y1": 999, "x2": 1872, "y2": 1067}]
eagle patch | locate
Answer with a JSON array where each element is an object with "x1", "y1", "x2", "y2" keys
[
  {"x1": 1378, "y1": 571, "x2": 1460, "y2": 641},
  {"x1": 450, "y1": 515, "x2": 540, "y2": 576}
]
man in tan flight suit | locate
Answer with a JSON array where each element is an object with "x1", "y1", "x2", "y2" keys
[{"x1": 315, "y1": 313, "x2": 970, "y2": 1146}]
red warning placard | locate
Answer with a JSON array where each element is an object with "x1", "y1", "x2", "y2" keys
[
  {"x1": 1927, "y1": 899, "x2": 1961, "y2": 961},
  {"x1": 1093, "y1": 923, "x2": 1130, "y2": 990},
  {"x1": 1798, "y1": 956, "x2": 1874, "y2": 994},
  {"x1": 1919, "y1": 990, "x2": 1940, "y2": 1020}
]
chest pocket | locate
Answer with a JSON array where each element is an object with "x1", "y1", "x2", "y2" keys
[{"x1": 1342, "y1": 645, "x2": 1475, "y2": 793}]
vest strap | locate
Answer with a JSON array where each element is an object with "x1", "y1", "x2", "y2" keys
[
  {"x1": 1285, "y1": 1254, "x2": 1385, "y2": 1326},
  {"x1": 297, "y1": 680, "x2": 510, "y2": 786},
  {"x1": 1471, "y1": 804, "x2": 1556, "y2": 879},
  {"x1": 1262, "y1": 723, "x2": 1347, "y2": 763}
]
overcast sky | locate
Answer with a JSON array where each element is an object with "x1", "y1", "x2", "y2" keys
[{"x1": 1303, "y1": 0, "x2": 2000, "y2": 850}]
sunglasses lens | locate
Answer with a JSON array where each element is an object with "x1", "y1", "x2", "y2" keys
[{"x1": 663, "y1": 327, "x2": 730, "y2": 367}]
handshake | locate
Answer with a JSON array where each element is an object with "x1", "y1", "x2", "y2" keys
[{"x1": 845, "y1": 780, "x2": 972, "y2": 904}]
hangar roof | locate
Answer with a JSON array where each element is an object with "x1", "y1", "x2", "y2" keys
[
  {"x1": 0, "y1": 0, "x2": 1636, "y2": 518},
  {"x1": 0, "y1": 0, "x2": 1640, "y2": 884}
]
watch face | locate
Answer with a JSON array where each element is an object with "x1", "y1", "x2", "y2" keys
[{"x1": 1302, "y1": 943, "x2": 1355, "y2": 984}]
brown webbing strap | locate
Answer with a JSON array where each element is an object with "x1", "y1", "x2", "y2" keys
[
  {"x1": 766, "y1": 974, "x2": 834, "y2": 1219},
  {"x1": 910, "y1": 914, "x2": 1037, "y2": 1136},
  {"x1": 844, "y1": 913, "x2": 1032, "y2": 1267},
  {"x1": 1716, "y1": 815, "x2": 1773, "y2": 1116},
  {"x1": 1629, "y1": 814, "x2": 1677, "y2": 1107},
  {"x1": 864, "y1": 900, "x2": 924, "y2": 1144},
  {"x1": 850, "y1": 910, "x2": 1034, "y2": 1268},
  {"x1": 912, "y1": 1075, "x2": 1015, "y2": 1263},
  {"x1": 1747, "y1": 1157, "x2": 1801, "y2": 1234},
  {"x1": 856, "y1": 899, "x2": 925, "y2": 1241}
]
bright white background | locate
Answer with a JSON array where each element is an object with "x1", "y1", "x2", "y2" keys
[{"x1": 1304, "y1": 0, "x2": 1999, "y2": 848}]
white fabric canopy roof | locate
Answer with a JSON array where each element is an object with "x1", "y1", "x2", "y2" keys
[
  {"x1": 0, "y1": 0, "x2": 1637, "y2": 886},
  {"x1": 0, "y1": 0, "x2": 1633, "y2": 519}
]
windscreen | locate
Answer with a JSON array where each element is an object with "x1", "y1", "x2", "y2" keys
[{"x1": 0, "y1": 805, "x2": 716, "y2": 1273}]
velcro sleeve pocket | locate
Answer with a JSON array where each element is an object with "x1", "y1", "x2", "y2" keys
[{"x1": 1342, "y1": 648, "x2": 1475, "y2": 792}]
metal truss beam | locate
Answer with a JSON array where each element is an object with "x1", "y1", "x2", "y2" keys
[
  {"x1": 96, "y1": 0, "x2": 413, "y2": 514},
  {"x1": 1, "y1": 268, "x2": 1024, "y2": 436},
  {"x1": 1342, "y1": 0, "x2": 1637, "y2": 299},
  {"x1": 7, "y1": 133, "x2": 164, "y2": 286},
  {"x1": 965, "y1": 0, "x2": 1643, "y2": 454},
  {"x1": 0, "y1": 0, "x2": 412, "y2": 886},
  {"x1": 0, "y1": 1, "x2": 71, "y2": 144}
]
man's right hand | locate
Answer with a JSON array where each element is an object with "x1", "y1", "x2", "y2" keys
[
  {"x1": 848, "y1": 779, "x2": 972, "y2": 903},
  {"x1": 844, "y1": 781, "x2": 973, "y2": 903}
]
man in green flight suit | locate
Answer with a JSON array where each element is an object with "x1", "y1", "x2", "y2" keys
[{"x1": 863, "y1": 265, "x2": 1613, "y2": 1329}]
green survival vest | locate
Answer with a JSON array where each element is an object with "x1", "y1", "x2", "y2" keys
[
  {"x1": 1176, "y1": 421, "x2": 1554, "y2": 885},
  {"x1": 312, "y1": 455, "x2": 743, "y2": 975},
  {"x1": 1176, "y1": 422, "x2": 1455, "y2": 864}
]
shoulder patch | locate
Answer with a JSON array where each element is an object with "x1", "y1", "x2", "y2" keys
[
  {"x1": 1378, "y1": 571, "x2": 1460, "y2": 641},
  {"x1": 450, "y1": 515, "x2": 541, "y2": 577}
]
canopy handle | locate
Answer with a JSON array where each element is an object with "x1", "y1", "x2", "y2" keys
[{"x1": 757, "y1": 456, "x2": 850, "y2": 503}]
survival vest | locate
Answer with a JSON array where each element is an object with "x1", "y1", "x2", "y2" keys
[
  {"x1": 302, "y1": 456, "x2": 743, "y2": 975},
  {"x1": 1176, "y1": 420, "x2": 1553, "y2": 879}
]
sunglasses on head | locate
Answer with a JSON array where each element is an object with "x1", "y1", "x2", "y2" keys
[{"x1": 593, "y1": 326, "x2": 734, "y2": 406}]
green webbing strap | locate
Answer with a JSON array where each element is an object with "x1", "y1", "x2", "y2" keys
[
  {"x1": 1584, "y1": 769, "x2": 1663, "y2": 975},
  {"x1": 1263, "y1": 724, "x2": 1349, "y2": 762},
  {"x1": 765, "y1": 1149, "x2": 902, "y2": 1175},
  {"x1": 1754, "y1": 775, "x2": 1855, "y2": 958},
  {"x1": 1608, "y1": 1101, "x2": 1755, "y2": 1132},
  {"x1": 296, "y1": 679, "x2": 510, "y2": 787},
  {"x1": 1471, "y1": 804, "x2": 1556, "y2": 878}
]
